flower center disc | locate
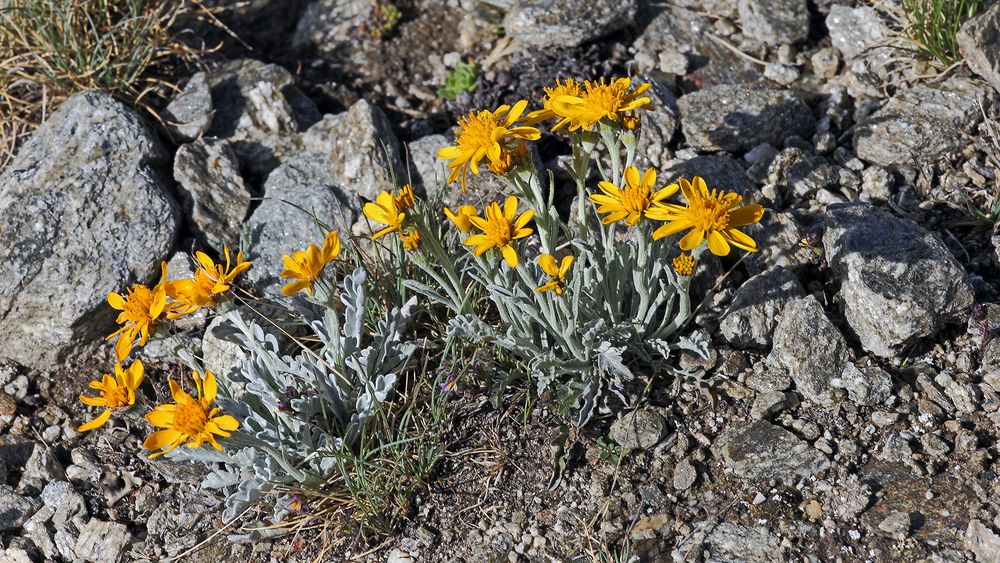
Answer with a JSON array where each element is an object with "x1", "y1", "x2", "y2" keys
[
  {"x1": 690, "y1": 191, "x2": 731, "y2": 231},
  {"x1": 174, "y1": 402, "x2": 208, "y2": 435}
]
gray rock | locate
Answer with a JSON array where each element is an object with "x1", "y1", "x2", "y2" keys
[
  {"x1": 201, "y1": 316, "x2": 247, "y2": 380},
  {"x1": 811, "y1": 47, "x2": 841, "y2": 79},
  {"x1": 0, "y1": 485, "x2": 40, "y2": 531},
  {"x1": 17, "y1": 443, "x2": 65, "y2": 494},
  {"x1": 163, "y1": 71, "x2": 212, "y2": 142},
  {"x1": 786, "y1": 156, "x2": 840, "y2": 200},
  {"x1": 860, "y1": 165, "x2": 894, "y2": 202},
  {"x1": 935, "y1": 371, "x2": 976, "y2": 414},
  {"x1": 714, "y1": 420, "x2": 830, "y2": 483},
  {"x1": 679, "y1": 85, "x2": 815, "y2": 153},
  {"x1": 673, "y1": 522, "x2": 782, "y2": 563},
  {"x1": 957, "y1": 4, "x2": 1000, "y2": 96},
  {"x1": 672, "y1": 458, "x2": 697, "y2": 490},
  {"x1": 719, "y1": 266, "x2": 805, "y2": 349},
  {"x1": 633, "y1": 79, "x2": 679, "y2": 171},
  {"x1": 878, "y1": 511, "x2": 912, "y2": 536},
  {"x1": 823, "y1": 203, "x2": 974, "y2": 357},
  {"x1": 292, "y1": 0, "x2": 370, "y2": 55},
  {"x1": 663, "y1": 155, "x2": 753, "y2": 194},
  {"x1": 965, "y1": 520, "x2": 1000, "y2": 563},
  {"x1": 633, "y1": 7, "x2": 762, "y2": 86},
  {"x1": 744, "y1": 211, "x2": 817, "y2": 275},
  {"x1": 301, "y1": 100, "x2": 405, "y2": 202},
  {"x1": 173, "y1": 138, "x2": 251, "y2": 248},
  {"x1": 826, "y1": 5, "x2": 891, "y2": 60},
  {"x1": 768, "y1": 296, "x2": 851, "y2": 406},
  {"x1": 763, "y1": 62, "x2": 800, "y2": 85},
  {"x1": 504, "y1": 0, "x2": 637, "y2": 48},
  {"x1": 205, "y1": 59, "x2": 320, "y2": 176},
  {"x1": 0, "y1": 92, "x2": 177, "y2": 368},
  {"x1": 0, "y1": 548, "x2": 32, "y2": 563},
  {"x1": 407, "y1": 134, "x2": 450, "y2": 194},
  {"x1": 40, "y1": 481, "x2": 86, "y2": 526},
  {"x1": 245, "y1": 154, "x2": 358, "y2": 294},
  {"x1": 74, "y1": 519, "x2": 132, "y2": 563},
  {"x1": 738, "y1": 0, "x2": 809, "y2": 44},
  {"x1": 750, "y1": 390, "x2": 797, "y2": 420},
  {"x1": 853, "y1": 77, "x2": 993, "y2": 167},
  {"x1": 831, "y1": 363, "x2": 892, "y2": 407},
  {"x1": 609, "y1": 409, "x2": 666, "y2": 450}
]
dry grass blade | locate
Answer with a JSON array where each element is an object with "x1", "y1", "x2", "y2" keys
[{"x1": 0, "y1": 0, "x2": 217, "y2": 167}]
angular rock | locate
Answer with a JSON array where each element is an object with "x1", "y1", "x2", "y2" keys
[
  {"x1": 750, "y1": 390, "x2": 797, "y2": 420},
  {"x1": 823, "y1": 203, "x2": 974, "y2": 357},
  {"x1": 664, "y1": 155, "x2": 753, "y2": 195},
  {"x1": 408, "y1": 134, "x2": 450, "y2": 194},
  {"x1": 292, "y1": 0, "x2": 370, "y2": 56},
  {"x1": 0, "y1": 485, "x2": 40, "y2": 531},
  {"x1": 0, "y1": 548, "x2": 32, "y2": 563},
  {"x1": 768, "y1": 296, "x2": 851, "y2": 406},
  {"x1": 245, "y1": 154, "x2": 357, "y2": 294},
  {"x1": 633, "y1": 79, "x2": 679, "y2": 171},
  {"x1": 738, "y1": 0, "x2": 809, "y2": 45},
  {"x1": 301, "y1": 100, "x2": 405, "y2": 202},
  {"x1": 0, "y1": 92, "x2": 177, "y2": 368},
  {"x1": 679, "y1": 85, "x2": 815, "y2": 153},
  {"x1": 831, "y1": 363, "x2": 892, "y2": 407},
  {"x1": 74, "y1": 519, "x2": 132, "y2": 563},
  {"x1": 17, "y1": 443, "x2": 64, "y2": 494},
  {"x1": 201, "y1": 316, "x2": 247, "y2": 380},
  {"x1": 163, "y1": 71, "x2": 212, "y2": 142},
  {"x1": 719, "y1": 266, "x2": 805, "y2": 350},
  {"x1": 41, "y1": 481, "x2": 86, "y2": 526},
  {"x1": 743, "y1": 210, "x2": 816, "y2": 275},
  {"x1": 957, "y1": 3, "x2": 1000, "y2": 95},
  {"x1": 826, "y1": 5, "x2": 891, "y2": 60},
  {"x1": 205, "y1": 59, "x2": 320, "y2": 176},
  {"x1": 786, "y1": 156, "x2": 840, "y2": 200},
  {"x1": 714, "y1": 420, "x2": 829, "y2": 482},
  {"x1": 173, "y1": 138, "x2": 251, "y2": 248},
  {"x1": 672, "y1": 458, "x2": 697, "y2": 490},
  {"x1": 965, "y1": 520, "x2": 1000, "y2": 563},
  {"x1": 504, "y1": 0, "x2": 637, "y2": 48},
  {"x1": 609, "y1": 409, "x2": 666, "y2": 450},
  {"x1": 853, "y1": 77, "x2": 993, "y2": 167}
]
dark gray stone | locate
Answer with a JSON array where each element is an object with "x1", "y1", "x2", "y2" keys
[
  {"x1": 245, "y1": 154, "x2": 357, "y2": 294},
  {"x1": 504, "y1": 0, "x2": 637, "y2": 48},
  {"x1": 714, "y1": 420, "x2": 830, "y2": 482},
  {"x1": 163, "y1": 71, "x2": 212, "y2": 142},
  {"x1": 301, "y1": 100, "x2": 405, "y2": 202},
  {"x1": 719, "y1": 266, "x2": 805, "y2": 350},
  {"x1": 663, "y1": 155, "x2": 753, "y2": 194},
  {"x1": 292, "y1": 0, "x2": 369, "y2": 56},
  {"x1": 608, "y1": 409, "x2": 667, "y2": 450},
  {"x1": 173, "y1": 138, "x2": 251, "y2": 249},
  {"x1": 0, "y1": 485, "x2": 40, "y2": 531},
  {"x1": 831, "y1": 363, "x2": 893, "y2": 407},
  {"x1": 957, "y1": 3, "x2": 1000, "y2": 95},
  {"x1": 679, "y1": 85, "x2": 815, "y2": 153},
  {"x1": 853, "y1": 77, "x2": 993, "y2": 167},
  {"x1": 738, "y1": 0, "x2": 809, "y2": 45},
  {"x1": 0, "y1": 92, "x2": 177, "y2": 368},
  {"x1": 823, "y1": 203, "x2": 974, "y2": 357},
  {"x1": 634, "y1": 79, "x2": 679, "y2": 171},
  {"x1": 768, "y1": 296, "x2": 851, "y2": 406}
]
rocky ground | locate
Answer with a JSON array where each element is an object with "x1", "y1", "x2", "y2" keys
[{"x1": 4, "y1": 0, "x2": 1000, "y2": 561}]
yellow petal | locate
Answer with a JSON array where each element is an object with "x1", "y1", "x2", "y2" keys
[
  {"x1": 144, "y1": 429, "x2": 184, "y2": 452},
  {"x1": 538, "y1": 254, "x2": 558, "y2": 276},
  {"x1": 77, "y1": 409, "x2": 112, "y2": 432},
  {"x1": 501, "y1": 245, "x2": 519, "y2": 268},
  {"x1": 679, "y1": 229, "x2": 704, "y2": 251},
  {"x1": 202, "y1": 370, "x2": 217, "y2": 404},
  {"x1": 707, "y1": 230, "x2": 731, "y2": 256}
]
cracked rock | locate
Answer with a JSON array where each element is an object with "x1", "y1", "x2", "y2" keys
[
  {"x1": 719, "y1": 266, "x2": 805, "y2": 350},
  {"x1": 768, "y1": 296, "x2": 851, "y2": 406},
  {"x1": 714, "y1": 420, "x2": 830, "y2": 483}
]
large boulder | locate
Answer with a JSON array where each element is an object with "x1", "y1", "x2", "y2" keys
[
  {"x1": 0, "y1": 92, "x2": 178, "y2": 368},
  {"x1": 678, "y1": 84, "x2": 815, "y2": 153},
  {"x1": 173, "y1": 138, "x2": 251, "y2": 249},
  {"x1": 957, "y1": 3, "x2": 1000, "y2": 95},
  {"x1": 504, "y1": 0, "x2": 637, "y2": 49},
  {"x1": 822, "y1": 203, "x2": 974, "y2": 357}
]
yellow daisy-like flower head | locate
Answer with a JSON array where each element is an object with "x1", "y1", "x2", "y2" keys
[
  {"x1": 394, "y1": 184, "x2": 416, "y2": 212},
  {"x1": 279, "y1": 230, "x2": 342, "y2": 296},
  {"x1": 487, "y1": 140, "x2": 530, "y2": 176},
  {"x1": 549, "y1": 77, "x2": 652, "y2": 132},
  {"x1": 363, "y1": 190, "x2": 406, "y2": 240},
  {"x1": 436, "y1": 101, "x2": 541, "y2": 192},
  {"x1": 525, "y1": 78, "x2": 584, "y2": 125},
  {"x1": 77, "y1": 359, "x2": 145, "y2": 432},
  {"x1": 106, "y1": 262, "x2": 171, "y2": 361},
  {"x1": 168, "y1": 246, "x2": 251, "y2": 318},
  {"x1": 143, "y1": 369, "x2": 240, "y2": 458},
  {"x1": 672, "y1": 253, "x2": 696, "y2": 277},
  {"x1": 444, "y1": 205, "x2": 480, "y2": 233},
  {"x1": 464, "y1": 196, "x2": 535, "y2": 268},
  {"x1": 401, "y1": 230, "x2": 421, "y2": 252},
  {"x1": 536, "y1": 254, "x2": 574, "y2": 295},
  {"x1": 589, "y1": 166, "x2": 677, "y2": 226},
  {"x1": 648, "y1": 177, "x2": 765, "y2": 256}
]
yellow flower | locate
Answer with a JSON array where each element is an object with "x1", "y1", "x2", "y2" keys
[
  {"x1": 436, "y1": 101, "x2": 541, "y2": 192},
  {"x1": 401, "y1": 230, "x2": 421, "y2": 251},
  {"x1": 622, "y1": 114, "x2": 641, "y2": 130},
  {"x1": 394, "y1": 184, "x2": 416, "y2": 212},
  {"x1": 279, "y1": 230, "x2": 342, "y2": 296},
  {"x1": 548, "y1": 77, "x2": 652, "y2": 132},
  {"x1": 106, "y1": 262, "x2": 171, "y2": 361},
  {"x1": 465, "y1": 196, "x2": 535, "y2": 268},
  {"x1": 648, "y1": 177, "x2": 765, "y2": 256},
  {"x1": 672, "y1": 253, "x2": 696, "y2": 277},
  {"x1": 444, "y1": 205, "x2": 479, "y2": 232},
  {"x1": 363, "y1": 191, "x2": 406, "y2": 240},
  {"x1": 143, "y1": 369, "x2": 240, "y2": 458},
  {"x1": 525, "y1": 78, "x2": 584, "y2": 125},
  {"x1": 168, "y1": 246, "x2": 251, "y2": 317},
  {"x1": 589, "y1": 166, "x2": 677, "y2": 226},
  {"x1": 536, "y1": 254, "x2": 574, "y2": 295},
  {"x1": 487, "y1": 140, "x2": 529, "y2": 176},
  {"x1": 77, "y1": 360, "x2": 145, "y2": 432}
]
